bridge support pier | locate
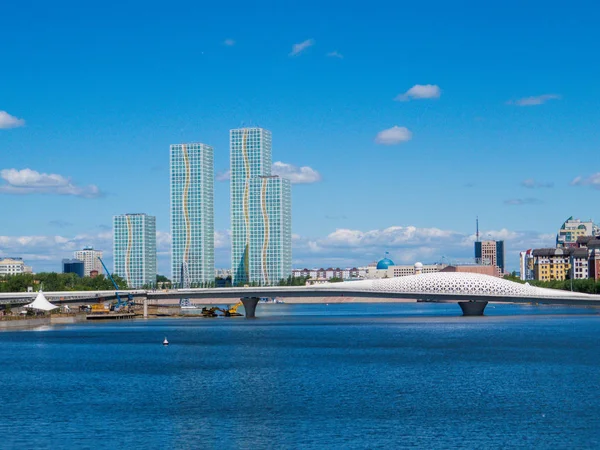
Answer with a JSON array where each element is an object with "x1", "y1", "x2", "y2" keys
[
  {"x1": 458, "y1": 301, "x2": 488, "y2": 316},
  {"x1": 143, "y1": 298, "x2": 148, "y2": 319},
  {"x1": 241, "y1": 297, "x2": 260, "y2": 318}
]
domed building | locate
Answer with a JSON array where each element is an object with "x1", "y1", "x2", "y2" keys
[{"x1": 376, "y1": 257, "x2": 395, "y2": 270}]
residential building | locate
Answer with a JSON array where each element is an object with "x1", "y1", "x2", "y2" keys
[
  {"x1": 247, "y1": 176, "x2": 292, "y2": 285},
  {"x1": 113, "y1": 213, "x2": 157, "y2": 288},
  {"x1": 519, "y1": 250, "x2": 535, "y2": 281},
  {"x1": 588, "y1": 239, "x2": 600, "y2": 281},
  {"x1": 532, "y1": 248, "x2": 570, "y2": 281},
  {"x1": 474, "y1": 240, "x2": 505, "y2": 274},
  {"x1": 170, "y1": 143, "x2": 214, "y2": 287},
  {"x1": 62, "y1": 259, "x2": 85, "y2": 277},
  {"x1": 570, "y1": 248, "x2": 589, "y2": 280},
  {"x1": 230, "y1": 127, "x2": 272, "y2": 284},
  {"x1": 230, "y1": 127, "x2": 291, "y2": 285},
  {"x1": 74, "y1": 247, "x2": 103, "y2": 277},
  {"x1": 556, "y1": 216, "x2": 599, "y2": 248},
  {"x1": 0, "y1": 258, "x2": 32, "y2": 276}
]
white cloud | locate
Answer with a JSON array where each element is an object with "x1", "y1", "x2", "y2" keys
[
  {"x1": 216, "y1": 163, "x2": 321, "y2": 184},
  {"x1": 291, "y1": 226, "x2": 554, "y2": 270},
  {"x1": 223, "y1": 39, "x2": 235, "y2": 46},
  {"x1": 571, "y1": 173, "x2": 600, "y2": 189},
  {"x1": 326, "y1": 51, "x2": 343, "y2": 59},
  {"x1": 504, "y1": 198, "x2": 543, "y2": 206},
  {"x1": 521, "y1": 178, "x2": 554, "y2": 189},
  {"x1": 289, "y1": 39, "x2": 315, "y2": 56},
  {"x1": 507, "y1": 94, "x2": 561, "y2": 106},
  {"x1": 271, "y1": 162, "x2": 321, "y2": 184},
  {"x1": 1, "y1": 223, "x2": 556, "y2": 274},
  {"x1": 0, "y1": 168, "x2": 102, "y2": 198},
  {"x1": 215, "y1": 230, "x2": 231, "y2": 249},
  {"x1": 395, "y1": 84, "x2": 441, "y2": 102},
  {"x1": 216, "y1": 170, "x2": 231, "y2": 182},
  {"x1": 0, "y1": 111, "x2": 25, "y2": 129},
  {"x1": 375, "y1": 126, "x2": 412, "y2": 145}
]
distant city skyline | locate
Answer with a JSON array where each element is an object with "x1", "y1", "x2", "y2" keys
[{"x1": 2, "y1": 1, "x2": 600, "y2": 274}]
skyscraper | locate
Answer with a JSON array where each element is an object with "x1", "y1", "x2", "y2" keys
[
  {"x1": 113, "y1": 213, "x2": 157, "y2": 288},
  {"x1": 74, "y1": 246, "x2": 103, "y2": 276},
  {"x1": 247, "y1": 176, "x2": 292, "y2": 285},
  {"x1": 230, "y1": 127, "x2": 291, "y2": 285},
  {"x1": 475, "y1": 240, "x2": 505, "y2": 274},
  {"x1": 170, "y1": 143, "x2": 214, "y2": 287}
]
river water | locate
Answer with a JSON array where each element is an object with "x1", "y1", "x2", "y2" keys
[{"x1": 1, "y1": 303, "x2": 599, "y2": 449}]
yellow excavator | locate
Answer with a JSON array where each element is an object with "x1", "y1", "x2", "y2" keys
[
  {"x1": 201, "y1": 306, "x2": 219, "y2": 317},
  {"x1": 201, "y1": 302, "x2": 243, "y2": 317},
  {"x1": 218, "y1": 302, "x2": 243, "y2": 317}
]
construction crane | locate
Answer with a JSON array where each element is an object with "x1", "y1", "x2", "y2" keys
[{"x1": 98, "y1": 257, "x2": 133, "y2": 312}]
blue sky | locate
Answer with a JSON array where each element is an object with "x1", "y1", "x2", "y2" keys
[{"x1": 1, "y1": 0, "x2": 600, "y2": 274}]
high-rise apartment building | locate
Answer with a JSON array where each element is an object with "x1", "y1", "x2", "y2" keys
[
  {"x1": 475, "y1": 240, "x2": 505, "y2": 274},
  {"x1": 556, "y1": 216, "x2": 599, "y2": 248},
  {"x1": 230, "y1": 127, "x2": 291, "y2": 285},
  {"x1": 170, "y1": 143, "x2": 214, "y2": 287},
  {"x1": 247, "y1": 176, "x2": 292, "y2": 285},
  {"x1": 74, "y1": 247, "x2": 103, "y2": 276},
  {"x1": 113, "y1": 213, "x2": 157, "y2": 288}
]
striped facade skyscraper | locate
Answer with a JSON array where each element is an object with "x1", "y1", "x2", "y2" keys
[
  {"x1": 247, "y1": 176, "x2": 292, "y2": 284},
  {"x1": 170, "y1": 143, "x2": 214, "y2": 287},
  {"x1": 113, "y1": 213, "x2": 157, "y2": 288},
  {"x1": 230, "y1": 128, "x2": 291, "y2": 285}
]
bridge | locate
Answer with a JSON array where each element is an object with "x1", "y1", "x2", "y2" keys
[{"x1": 2, "y1": 273, "x2": 600, "y2": 317}]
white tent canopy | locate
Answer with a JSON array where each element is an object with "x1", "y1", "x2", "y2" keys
[{"x1": 24, "y1": 291, "x2": 59, "y2": 311}]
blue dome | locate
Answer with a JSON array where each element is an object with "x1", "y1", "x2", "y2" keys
[{"x1": 376, "y1": 258, "x2": 395, "y2": 270}]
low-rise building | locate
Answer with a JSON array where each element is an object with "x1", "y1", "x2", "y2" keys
[
  {"x1": 62, "y1": 259, "x2": 85, "y2": 278},
  {"x1": 292, "y1": 267, "x2": 360, "y2": 280},
  {"x1": 0, "y1": 258, "x2": 32, "y2": 276},
  {"x1": 440, "y1": 265, "x2": 499, "y2": 277}
]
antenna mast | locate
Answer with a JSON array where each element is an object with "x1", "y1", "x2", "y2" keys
[{"x1": 476, "y1": 216, "x2": 479, "y2": 242}]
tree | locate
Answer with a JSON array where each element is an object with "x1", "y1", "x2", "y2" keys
[{"x1": 329, "y1": 277, "x2": 344, "y2": 283}]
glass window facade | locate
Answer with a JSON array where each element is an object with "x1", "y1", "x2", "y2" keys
[
  {"x1": 230, "y1": 128, "x2": 291, "y2": 285},
  {"x1": 170, "y1": 143, "x2": 214, "y2": 286},
  {"x1": 247, "y1": 177, "x2": 292, "y2": 285},
  {"x1": 113, "y1": 213, "x2": 157, "y2": 288}
]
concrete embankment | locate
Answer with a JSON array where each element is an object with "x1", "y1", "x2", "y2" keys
[
  {"x1": 0, "y1": 314, "x2": 88, "y2": 330},
  {"x1": 0, "y1": 318, "x2": 51, "y2": 329}
]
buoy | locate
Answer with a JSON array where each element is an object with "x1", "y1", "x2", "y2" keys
[{"x1": 163, "y1": 337, "x2": 169, "y2": 346}]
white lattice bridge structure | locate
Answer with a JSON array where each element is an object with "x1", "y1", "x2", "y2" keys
[
  {"x1": 2, "y1": 273, "x2": 599, "y2": 317},
  {"x1": 147, "y1": 272, "x2": 600, "y2": 317}
]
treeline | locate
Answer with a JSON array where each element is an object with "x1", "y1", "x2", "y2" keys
[
  {"x1": 231, "y1": 276, "x2": 311, "y2": 287},
  {"x1": 504, "y1": 274, "x2": 600, "y2": 294},
  {"x1": 0, "y1": 272, "x2": 128, "y2": 292}
]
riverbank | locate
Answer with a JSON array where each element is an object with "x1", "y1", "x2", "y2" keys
[{"x1": 0, "y1": 314, "x2": 88, "y2": 330}]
